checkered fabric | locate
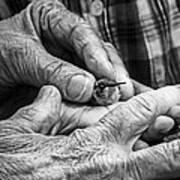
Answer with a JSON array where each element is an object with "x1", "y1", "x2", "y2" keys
[
  {"x1": 1, "y1": 0, "x2": 180, "y2": 88},
  {"x1": 64, "y1": 0, "x2": 180, "y2": 88}
]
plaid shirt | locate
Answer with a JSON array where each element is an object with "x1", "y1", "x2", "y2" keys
[{"x1": 1, "y1": 0, "x2": 180, "y2": 88}]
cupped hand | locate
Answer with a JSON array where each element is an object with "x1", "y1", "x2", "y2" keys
[
  {"x1": 1, "y1": 85, "x2": 180, "y2": 179},
  {"x1": 132, "y1": 80, "x2": 175, "y2": 150},
  {"x1": 0, "y1": 0, "x2": 134, "y2": 108}
]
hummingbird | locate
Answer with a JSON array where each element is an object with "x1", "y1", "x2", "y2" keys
[{"x1": 91, "y1": 79, "x2": 126, "y2": 106}]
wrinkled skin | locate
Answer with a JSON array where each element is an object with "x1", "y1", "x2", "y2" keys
[
  {"x1": 0, "y1": 1, "x2": 180, "y2": 179},
  {"x1": 0, "y1": 0, "x2": 176, "y2": 146},
  {"x1": 0, "y1": 0, "x2": 134, "y2": 105},
  {"x1": 1, "y1": 85, "x2": 180, "y2": 180},
  {"x1": 0, "y1": 0, "x2": 175, "y2": 148}
]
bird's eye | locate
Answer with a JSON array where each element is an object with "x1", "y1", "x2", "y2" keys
[{"x1": 98, "y1": 82, "x2": 106, "y2": 90}]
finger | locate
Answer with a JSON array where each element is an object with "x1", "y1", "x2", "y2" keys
[
  {"x1": 51, "y1": 102, "x2": 111, "y2": 135},
  {"x1": 142, "y1": 115, "x2": 175, "y2": 143},
  {"x1": 163, "y1": 106, "x2": 180, "y2": 142},
  {"x1": 130, "y1": 140, "x2": 180, "y2": 179},
  {"x1": 35, "y1": 47, "x2": 96, "y2": 103},
  {"x1": 29, "y1": 0, "x2": 115, "y2": 80},
  {"x1": 10, "y1": 85, "x2": 62, "y2": 134},
  {"x1": 168, "y1": 105, "x2": 180, "y2": 123},
  {"x1": 103, "y1": 42, "x2": 134, "y2": 100},
  {"x1": 133, "y1": 139, "x2": 149, "y2": 151},
  {"x1": 71, "y1": 25, "x2": 115, "y2": 80},
  {"x1": 3, "y1": 34, "x2": 95, "y2": 103},
  {"x1": 51, "y1": 101, "x2": 119, "y2": 135}
]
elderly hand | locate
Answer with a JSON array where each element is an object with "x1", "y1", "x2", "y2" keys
[
  {"x1": 132, "y1": 80, "x2": 175, "y2": 150},
  {"x1": 1, "y1": 85, "x2": 180, "y2": 179},
  {"x1": 0, "y1": 0, "x2": 133, "y2": 112},
  {"x1": 55, "y1": 80, "x2": 176, "y2": 151}
]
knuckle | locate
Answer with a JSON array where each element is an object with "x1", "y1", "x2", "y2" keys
[
  {"x1": 128, "y1": 93, "x2": 158, "y2": 119},
  {"x1": 103, "y1": 42, "x2": 117, "y2": 52},
  {"x1": 14, "y1": 106, "x2": 37, "y2": 122},
  {"x1": 40, "y1": 85, "x2": 61, "y2": 99}
]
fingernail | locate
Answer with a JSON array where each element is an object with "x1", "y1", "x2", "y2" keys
[{"x1": 66, "y1": 74, "x2": 95, "y2": 102}]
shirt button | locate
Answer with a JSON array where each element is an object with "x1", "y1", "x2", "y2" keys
[{"x1": 90, "y1": 0, "x2": 104, "y2": 16}]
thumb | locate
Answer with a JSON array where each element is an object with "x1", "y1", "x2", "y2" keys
[
  {"x1": 10, "y1": 85, "x2": 62, "y2": 134},
  {"x1": 1, "y1": 32, "x2": 95, "y2": 103}
]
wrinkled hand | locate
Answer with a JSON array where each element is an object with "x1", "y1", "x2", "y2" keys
[
  {"x1": 1, "y1": 85, "x2": 180, "y2": 179},
  {"x1": 0, "y1": 0, "x2": 133, "y2": 109},
  {"x1": 132, "y1": 80, "x2": 175, "y2": 150}
]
